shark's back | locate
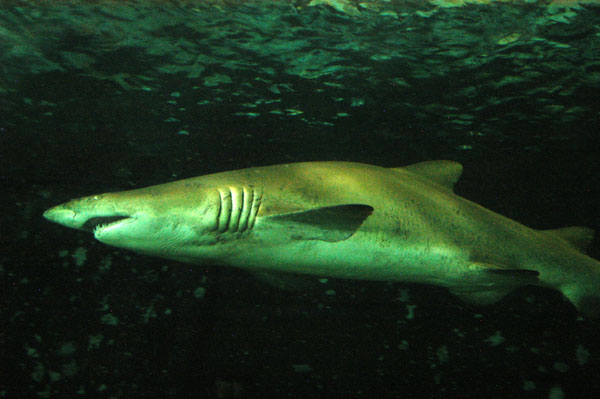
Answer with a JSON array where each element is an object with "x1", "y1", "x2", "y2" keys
[{"x1": 201, "y1": 161, "x2": 600, "y2": 317}]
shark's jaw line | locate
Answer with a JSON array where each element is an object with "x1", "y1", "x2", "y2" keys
[{"x1": 81, "y1": 215, "x2": 132, "y2": 233}]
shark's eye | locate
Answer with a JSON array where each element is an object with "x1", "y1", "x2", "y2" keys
[{"x1": 82, "y1": 216, "x2": 129, "y2": 232}]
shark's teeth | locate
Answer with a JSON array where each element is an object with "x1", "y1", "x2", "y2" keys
[{"x1": 82, "y1": 216, "x2": 130, "y2": 232}]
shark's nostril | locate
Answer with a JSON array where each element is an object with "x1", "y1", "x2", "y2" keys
[{"x1": 82, "y1": 216, "x2": 130, "y2": 232}]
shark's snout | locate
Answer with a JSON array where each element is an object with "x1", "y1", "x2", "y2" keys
[
  {"x1": 44, "y1": 202, "x2": 131, "y2": 232},
  {"x1": 43, "y1": 207, "x2": 77, "y2": 228}
]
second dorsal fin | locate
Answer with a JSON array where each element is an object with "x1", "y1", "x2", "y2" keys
[{"x1": 543, "y1": 226, "x2": 596, "y2": 253}]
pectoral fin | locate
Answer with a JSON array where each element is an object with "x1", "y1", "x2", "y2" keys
[{"x1": 261, "y1": 204, "x2": 373, "y2": 242}]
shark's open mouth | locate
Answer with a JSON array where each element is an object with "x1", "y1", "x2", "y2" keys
[{"x1": 81, "y1": 216, "x2": 131, "y2": 232}]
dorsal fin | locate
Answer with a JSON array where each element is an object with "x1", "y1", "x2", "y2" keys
[
  {"x1": 543, "y1": 226, "x2": 596, "y2": 253},
  {"x1": 391, "y1": 160, "x2": 463, "y2": 192}
]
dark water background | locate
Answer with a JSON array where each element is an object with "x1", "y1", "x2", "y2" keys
[{"x1": 1, "y1": 1, "x2": 599, "y2": 397}]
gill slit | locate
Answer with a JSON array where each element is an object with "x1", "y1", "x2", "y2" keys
[
  {"x1": 217, "y1": 188, "x2": 231, "y2": 233},
  {"x1": 215, "y1": 190, "x2": 222, "y2": 231},
  {"x1": 238, "y1": 187, "x2": 253, "y2": 232},
  {"x1": 230, "y1": 187, "x2": 242, "y2": 232},
  {"x1": 248, "y1": 186, "x2": 263, "y2": 230},
  {"x1": 216, "y1": 186, "x2": 263, "y2": 233}
]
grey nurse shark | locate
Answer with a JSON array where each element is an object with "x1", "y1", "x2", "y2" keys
[{"x1": 43, "y1": 161, "x2": 600, "y2": 317}]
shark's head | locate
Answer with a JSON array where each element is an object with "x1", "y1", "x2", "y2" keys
[{"x1": 43, "y1": 182, "x2": 224, "y2": 261}]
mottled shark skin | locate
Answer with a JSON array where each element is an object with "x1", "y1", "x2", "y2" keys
[{"x1": 43, "y1": 161, "x2": 600, "y2": 317}]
